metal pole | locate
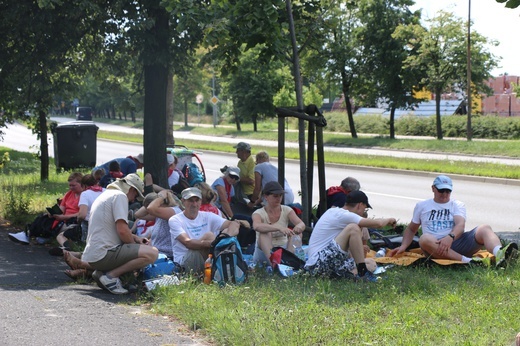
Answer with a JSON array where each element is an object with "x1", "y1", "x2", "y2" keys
[{"x1": 466, "y1": 0, "x2": 473, "y2": 141}]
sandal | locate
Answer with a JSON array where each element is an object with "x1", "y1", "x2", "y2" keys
[
  {"x1": 63, "y1": 250, "x2": 83, "y2": 270},
  {"x1": 64, "y1": 269, "x2": 88, "y2": 280}
]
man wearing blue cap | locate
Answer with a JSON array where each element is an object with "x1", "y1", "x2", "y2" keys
[{"x1": 389, "y1": 175, "x2": 517, "y2": 266}]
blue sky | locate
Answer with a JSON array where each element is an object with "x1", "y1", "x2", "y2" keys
[{"x1": 411, "y1": 0, "x2": 520, "y2": 76}]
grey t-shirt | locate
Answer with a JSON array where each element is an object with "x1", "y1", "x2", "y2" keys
[{"x1": 254, "y1": 162, "x2": 294, "y2": 204}]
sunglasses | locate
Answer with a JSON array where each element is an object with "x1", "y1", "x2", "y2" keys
[
  {"x1": 436, "y1": 187, "x2": 452, "y2": 194},
  {"x1": 229, "y1": 175, "x2": 240, "y2": 180}
]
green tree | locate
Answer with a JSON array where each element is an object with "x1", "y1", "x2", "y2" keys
[
  {"x1": 357, "y1": 0, "x2": 423, "y2": 139},
  {"x1": 0, "y1": 0, "x2": 110, "y2": 180},
  {"x1": 394, "y1": 10, "x2": 498, "y2": 139},
  {"x1": 223, "y1": 46, "x2": 286, "y2": 131},
  {"x1": 310, "y1": 1, "x2": 363, "y2": 138}
]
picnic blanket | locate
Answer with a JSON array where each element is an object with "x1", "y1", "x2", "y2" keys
[{"x1": 367, "y1": 248, "x2": 493, "y2": 266}]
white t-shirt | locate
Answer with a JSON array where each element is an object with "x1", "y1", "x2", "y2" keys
[
  {"x1": 78, "y1": 188, "x2": 105, "y2": 221},
  {"x1": 82, "y1": 189, "x2": 129, "y2": 263},
  {"x1": 168, "y1": 170, "x2": 181, "y2": 188},
  {"x1": 306, "y1": 207, "x2": 362, "y2": 267},
  {"x1": 411, "y1": 198, "x2": 466, "y2": 239},
  {"x1": 168, "y1": 211, "x2": 226, "y2": 265}
]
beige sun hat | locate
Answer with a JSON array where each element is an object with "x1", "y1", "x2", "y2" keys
[{"x1": 107, "y1": 173, "x2": 145, "y2": 201}]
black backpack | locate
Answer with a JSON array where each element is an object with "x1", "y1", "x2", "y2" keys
[
  {"x1": 210, "y1": 233, "x2": 248, "y2": 286},
  {"x1": 27, "y1": 214, "x2": 55, "y2": 238}
]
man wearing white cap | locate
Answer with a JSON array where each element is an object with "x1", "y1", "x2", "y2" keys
[
  {"x1": 82, "y1": 173, "x2": 158, "y2": 294},
  {"x1": 169, "y1": 187, "x2": 240, "y2": 273},
  {"x1": 389, "y1": 175, "x2": 517, "y2": 266}
]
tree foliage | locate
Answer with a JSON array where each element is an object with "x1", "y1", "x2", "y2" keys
[
  {"x1": 0, "y1": 0, "x2": 110, "y2": 180},
  {"x1": 357, "y1": 0, "x2": 423, "y2": 139},
  {"x1": 496, "y1": 0, "x2": 520, "y2": 8},
  {"x1": 394, "y1": 10, "x2": 499, "y2": 139}
]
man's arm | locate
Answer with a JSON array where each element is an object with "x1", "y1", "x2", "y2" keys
[
  {"x1": 433, "y1": 215, "x2": 465, "y2": 256},
  {"x1": 176, "y1": 233, "x2": 213, "y2": 250},
  {"x1": 146, "y1": 190, "x2": 177, "y2": 220},
  {"x1": 249, "y1": 172, "x2": 263, "y2": 205},
  {"x1": 116, "y1": 219, "x2": 148, "y2": 244},
  {"x1": 358, "y1": 217, "x2": 397, "y2": 230},
  {"x1": 220, "y1": 219, "x2": 240, "y2": 237},
  {"x1": 387, "y1": 222, "x2": 420, "y2": 257}
]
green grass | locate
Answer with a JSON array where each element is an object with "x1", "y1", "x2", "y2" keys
[
  {"x1": 0, "y1": 148, "x2": 90, "y2": 225},
  {"x1": 146, "y1": 263, "x2": 520, "y2": 345}
]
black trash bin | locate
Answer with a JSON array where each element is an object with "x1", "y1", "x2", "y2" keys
[{"x1": 52, "y1": 121, "x2": 99, "y2": 170}]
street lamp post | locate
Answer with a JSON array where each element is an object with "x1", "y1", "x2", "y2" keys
[{"x1": 466, "y1": 0, "x2": 473, "y2": 141}]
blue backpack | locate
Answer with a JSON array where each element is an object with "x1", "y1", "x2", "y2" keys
[
  {"x1": 182, "y1": 162, "x2": 204, "y2": 186},
  {"x1": 210, "y1": 234, "x2": 248, "y2": 286}
]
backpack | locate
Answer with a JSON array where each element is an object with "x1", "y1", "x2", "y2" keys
[
  {"x1": 270, "y1": 247, "x2": 306, "y2": 271},
  {"x1": 181, "y1": 163, "x2": 204, "y2": 186},
  {"x1": 210, "y1": 233, "x2": 248, "y2": 286},
  {"x1": 27, "y1": 214, "x2": 55, "y2": 238},
  {"x1": 368, "y1": 228, "x2": 420, "y2": 250}
]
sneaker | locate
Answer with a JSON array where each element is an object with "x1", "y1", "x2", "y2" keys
[
  {"x1": 98, "y1": 274, "x2": 128, "y2": 295},
  {"x1": 356, "y1": 271, "x2": 382, "y2": 282},
  {"x1": 8, "y1": 231, "x2": 30, "y2": 244},
  {"x1": 495, "y1": 242, "x2": 519, "y2": 267},
  {"x1": 470, "y1": 256, "x2": 492, "y2": 267}
]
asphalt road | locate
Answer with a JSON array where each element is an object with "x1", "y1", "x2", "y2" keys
[{"x1": 0, "y1": 222, "x2": 208, "y2": 346}]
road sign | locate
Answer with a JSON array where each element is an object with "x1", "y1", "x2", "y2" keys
[
  {"x1": 196, "y1": 94, "x2": 203, "y2": 104},
  {"x1": 210, "y1": 96, "x2": 219, "y2": 105}
]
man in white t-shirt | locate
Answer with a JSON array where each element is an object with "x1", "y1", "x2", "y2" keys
[
  {"x1": 169, "y1": 187, "x2": 240, "y2": 273},
  {"x1": 306, "y1": 191, "x2": 397, "y2": 282},
  {"x1": 389, "y1": 175, "x2": 517, "y2": 266},
  {"x1": 82, "y1": 174, "x2": 158, "y2": 294}
]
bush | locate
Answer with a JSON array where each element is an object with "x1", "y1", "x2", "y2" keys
[{"x1": 320, "y1": 112, "x2": 520, "y2": 139}]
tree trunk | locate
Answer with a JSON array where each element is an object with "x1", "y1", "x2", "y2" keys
[
  {"x1": 183, "y1": 98, "x2": 188, "y2": 128},
  {"x1": 435, "y1": 89, "x2": 443, "y2": 140},
  {"x1": 344, "y1": 95, "x2": 357, "y2": 139},
  {"x1": 143, "y1": 4, "x2": 170, "y2": 189},
  {"x1": 167, "y1": 72, "x2": 175, "y2": 145},
  {"x1": 341, "y1": 70, "x2": 357, "y2": 138},
  {"x1": 389, "y1": 105, "x2": 396, "y2": 139},
  {"x1": 235, "y1": 110, "x2": 242, "y2": 131},
  {"x1": 38, "y1": 109, "x2": 49, "y2": 181}
]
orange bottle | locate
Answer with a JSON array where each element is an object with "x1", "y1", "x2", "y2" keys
[{"x1": 203, "y1": 254, "x2": 213, "y2": 284}]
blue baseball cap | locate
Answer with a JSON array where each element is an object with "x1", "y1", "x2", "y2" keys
[{"x1": 433, "y1": 175, "x2": 453, "y2": 190}]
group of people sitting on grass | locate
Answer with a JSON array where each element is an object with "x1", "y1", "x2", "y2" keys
[{"x1": 8, "y1": 143, "x2": 518, "y2": 294}]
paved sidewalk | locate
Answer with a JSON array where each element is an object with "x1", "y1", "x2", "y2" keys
[{"x1": 0, "y1": 221, "x2": 209, "y2": 346}]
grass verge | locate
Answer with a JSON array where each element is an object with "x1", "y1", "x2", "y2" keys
[{"x1": 146, "y1": 262, "x2": 519, "y2": 345}]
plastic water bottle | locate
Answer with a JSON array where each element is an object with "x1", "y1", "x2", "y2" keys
[
  {"x1": 375, "y1": 248, "x2": 387, "y2": 258},
  {"x1": 203, "y1": 254, "x2": 213, "y2": 284},
  {"x1": 292, "y1": 235, "x2": 306, "y2": 262}
]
